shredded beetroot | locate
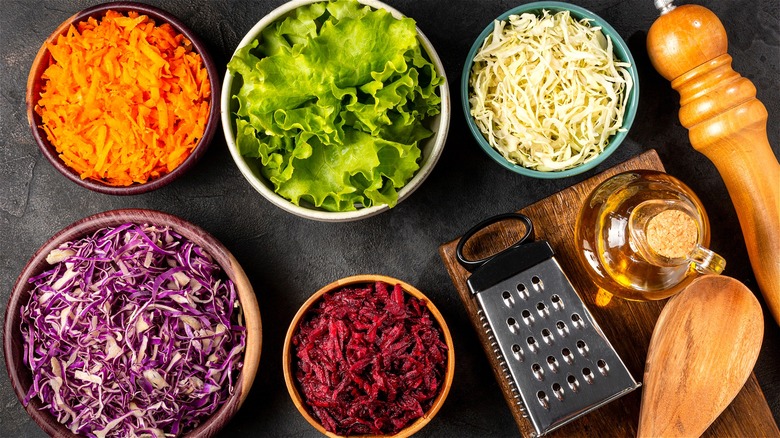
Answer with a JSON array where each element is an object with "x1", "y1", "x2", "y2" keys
[{"x1": 292, "y1": 282, "x2": 448, "y2": 436}]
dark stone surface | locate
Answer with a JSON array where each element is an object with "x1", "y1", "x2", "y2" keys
[{"x1": 0, "y1": 0, "x2": 778, "y2": 436}]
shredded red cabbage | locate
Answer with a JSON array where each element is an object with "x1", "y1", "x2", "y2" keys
[
  {"x1": 292, "y1": 282, "x2": 448, "y2": 436},
  {"x1": 20, "y1": 223, "x2": 246, "y2": 438}
]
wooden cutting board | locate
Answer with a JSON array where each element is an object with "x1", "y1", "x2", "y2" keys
[{"x1": 438, "y1": 150, "x2": 780, "y2": 437}]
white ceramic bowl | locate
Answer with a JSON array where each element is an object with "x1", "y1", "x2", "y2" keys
[{"x1": 221, "y1": 0, "x2": 450, "y2": 222}]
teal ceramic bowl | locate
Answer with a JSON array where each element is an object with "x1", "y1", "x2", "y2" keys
[{"x1": 461, "y1": 1, "x2": 639, "y2": 179}]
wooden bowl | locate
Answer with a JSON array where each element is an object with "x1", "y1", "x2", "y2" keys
[
  {"x1": 26, "y1": 2, "x2": 220, "y2": 195},
  {"x1": 283, "y1": 274, "x2": 455, "y2": 438},
  {"x1": 3, "y1": 209, "x2": 262, "y2": 438}
]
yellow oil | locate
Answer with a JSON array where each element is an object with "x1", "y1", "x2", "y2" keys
[{"x1": 575, "y1": 171, "x2": 711, "y2": 301}]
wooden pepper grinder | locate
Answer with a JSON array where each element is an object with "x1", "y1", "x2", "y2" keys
[{"x1": 647, "y1": 0, "x2": 780, "y2": 325}]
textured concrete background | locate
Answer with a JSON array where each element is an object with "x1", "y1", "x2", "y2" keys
[{"x1": 1, "y1": 0, "x2": 778, "y2": 436}]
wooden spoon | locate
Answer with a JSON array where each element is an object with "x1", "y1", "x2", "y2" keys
[{"x1": 637, "y1": 275, "x2": 763, "y2": 437}]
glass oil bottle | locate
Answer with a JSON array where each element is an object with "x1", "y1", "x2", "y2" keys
[{"x1": 575, "y1": 170, "x2": 725, "y2": 301}]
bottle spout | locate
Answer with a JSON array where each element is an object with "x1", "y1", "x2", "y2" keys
[
  {"x1": 628, "y1": 199, "x2": 725, "y2": 275},
  {"x1": 654, "y1": 0, "x2": 676, "y2": 15}
]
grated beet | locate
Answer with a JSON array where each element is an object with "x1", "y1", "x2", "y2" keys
[{"x1": 292, "y1": 282, "x2": 448, "y2": 436}]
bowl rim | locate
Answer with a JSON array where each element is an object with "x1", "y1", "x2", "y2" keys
[
  {"x1": 26, "y1": 1, "x2": 221, "y2": 195},
  {"x1": 220, "y1": 0, "x2": 451, "y2": 222},
  {"x1": 3, "y1": 208, "x2": 262, "y2": 438},
  {"x1": 282, "y1": 274, "x2": 455, "y2": 438},
  {"x1": 460, "y1": 0, "x2": 640, "y2": 179}
]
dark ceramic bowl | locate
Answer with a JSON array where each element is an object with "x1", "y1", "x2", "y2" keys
[
  {"x1": 26, "y1": 2, "x2": 220, "y2": 195},
  {"x1": 4, "y1": 209, "x2": 262, "y2": 437},
  {"x1": 283, "y1": 274, "x2": 455, "y2": 438},
  {"x1": 461, "y1": 1, "x2": 639, "y2": 179}
]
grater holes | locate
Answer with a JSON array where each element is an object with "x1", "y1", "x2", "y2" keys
[
  {"x1": 536, "y1": 302, "x2": 549, "y2": 318},
  {"x1": 501, "y1": 290, "x2": 516, "y2": 308},
  {"x1": 567, "y1": 374, "x2": 580, "y2": 392},
  {"x1": 546, "y1": 355, "x2": 559, "y2": 373},
  {"x1": 511, "y1": 344, "x2": 524, "y2": 361},
  {"x1": 541, "y1": 328, "x2": 554, "y2": 345},
  {"x1": 576, "y1": 340, "x2": 589, "y2": 356},
  {"x1": 597, "y1": 359, "x2": 609, "y2": 376},
  {"x1": 556, "y1": 320, "x2": 569, "y2": 336},
  {"x1": 517, "y1": 283, "x2": 529, "y2": 300},
  {"x1": 521, "y1": 309, "x2": 534, "y2": 325},
  {"x1": 532, "y1": 363, "x2": 544, "y2": 380},
  {"x1": 552, "y1": 382, "x2": 564, "y2": 401},
  {"x1": 537, "y1": 391, "x2": 550, "y2": 409},
  {"x1": 507, "y1": 317, "x2": 520, "y2": 333},
  {"x1": 532, "y1": 276, "x2": 544, "y2": 291},
  {"x1": 582, "y1": 367, "x2": 595, "y2": 384},
  {"x1": 527, "y1": 336, "x2": 538, "y2": 353},
  {"x1": 550, "y1": 294, "x2": 563, "y2": 310},
  {"x1": 571, "y1": 313, "x2": 585, "y2": 328},
  {"x1": 561, "y1": 347, "x2": 574, "y2": 364}
]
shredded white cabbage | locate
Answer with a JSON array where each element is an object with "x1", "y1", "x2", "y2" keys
[{"x1": 469, "y1": 10, "x2": 633, "y2": 171}]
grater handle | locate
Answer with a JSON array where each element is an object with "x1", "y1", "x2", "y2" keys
[{"x1": 456, "y1": 213, "x2": 534, "y2": 272}]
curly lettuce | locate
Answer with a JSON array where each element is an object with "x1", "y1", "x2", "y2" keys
[{"x1": 228, "y1": 0, "x2": 443, "y2": 211}]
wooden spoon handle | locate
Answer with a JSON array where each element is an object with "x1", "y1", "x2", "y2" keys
[{"x1": 647, "y1": 4, "x2": 780, "y2": 325}]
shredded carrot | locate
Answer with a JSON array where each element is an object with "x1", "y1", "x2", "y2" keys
[{"x1": 36, "y1": 10, "x2": 211, "y2": 186}]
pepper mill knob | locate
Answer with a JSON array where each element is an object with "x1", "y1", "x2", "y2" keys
[
  {"x1": 647, "y1": 4, "x2": 727, "y2": 81},
  {"x1": 647, "y1": 4, "x2": 780, "y2": 325}
]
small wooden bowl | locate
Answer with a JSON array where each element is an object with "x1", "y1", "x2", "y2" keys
[
  {"x1": 26, "y1": 2, "x2": 220, "y2": 195},
  {"x1": 3, "y1": 209, "x2": 262, "y2": 438},
  {"x1": 283, "y1": 274, "x2": 455, "y2": 438}
]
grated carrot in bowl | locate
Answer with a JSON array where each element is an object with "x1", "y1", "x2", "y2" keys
[{"x1": 36, "y1": 10, "x2": 211, "y2": 187}]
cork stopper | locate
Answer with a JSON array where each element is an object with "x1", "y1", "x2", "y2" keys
[{"x1": 646, "y1": 210, "x2": 698, "y2": 259}]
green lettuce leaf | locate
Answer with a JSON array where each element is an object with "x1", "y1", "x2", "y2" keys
[{"x1": 227, "y1": 0, "x2": 443, "y2": 212}]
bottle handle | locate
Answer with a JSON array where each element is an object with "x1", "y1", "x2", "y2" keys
[{"x1": 689, "y1": 244, "x2": 726, "y2": 275}]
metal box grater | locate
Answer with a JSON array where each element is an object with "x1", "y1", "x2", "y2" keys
[{"x1": 456, "y1": 213, "x2": 640, "y2": 437}]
